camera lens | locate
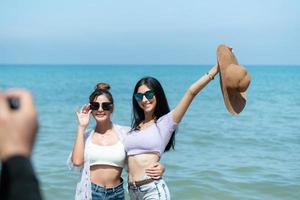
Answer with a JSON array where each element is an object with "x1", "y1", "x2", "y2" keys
[{"x1": 8, "y1": 98, "x2": 20, "y2": 110}]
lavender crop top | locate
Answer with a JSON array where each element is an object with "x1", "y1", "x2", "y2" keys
[{"x1": 125, "y1": 110, "x2": 178, "y2": 156}]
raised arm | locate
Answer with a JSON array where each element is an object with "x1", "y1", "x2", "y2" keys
[
  {"x1": 172, "y1": 65, "x2": 218, "y2": 123},
  {"x1": 71, "y1": 104, "x2": 91, "y2": 166}
]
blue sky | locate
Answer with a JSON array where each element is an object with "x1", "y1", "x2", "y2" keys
[{"x1": 0, "y1": 0, "x2": 299, "y2": 65}]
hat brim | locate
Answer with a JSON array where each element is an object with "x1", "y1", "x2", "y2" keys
[{"x1": 217, "y1": 45, "x2": 247, "y2": 115}]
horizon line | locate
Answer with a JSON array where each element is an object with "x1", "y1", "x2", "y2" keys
[{"x1": 1, "y1": 63, "x2": 299, "y2": 67}]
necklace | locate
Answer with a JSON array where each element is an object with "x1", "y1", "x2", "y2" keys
[{"x1": 93, "y1": 128, "x2": 115, "y2": 145}]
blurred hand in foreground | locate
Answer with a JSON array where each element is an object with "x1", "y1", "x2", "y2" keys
[{"x1": 0, "y1": 89, "x2": 38, "y2": 161}]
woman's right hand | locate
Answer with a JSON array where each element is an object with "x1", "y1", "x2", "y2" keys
[{"x1": 76, "y1": 104, "x2": 92, "y2": 128}]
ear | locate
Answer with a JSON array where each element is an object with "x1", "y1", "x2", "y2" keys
[{"x1": 110, "y1": 105, "x2": 114, "y2": 113}]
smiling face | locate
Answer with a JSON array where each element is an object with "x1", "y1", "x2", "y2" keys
[
  {"x1": 91, "y1": 94, "x2": 113, "y2": 123},
  {"x1": 136, "y1": 84, "x2": 157, "y2": 115}
]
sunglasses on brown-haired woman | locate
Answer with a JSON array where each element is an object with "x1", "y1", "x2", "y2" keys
[{"x1": 89, "y1": 102, "x2": 113, "y2": 111}]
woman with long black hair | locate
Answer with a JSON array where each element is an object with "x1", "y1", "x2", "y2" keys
[{"x1": 125, "y1": 65, "x2": 218, "y2": 199}]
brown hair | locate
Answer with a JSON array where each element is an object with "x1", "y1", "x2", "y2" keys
[
  {"x1": 95, "y1": 83, "x2": 110, "y2": 91},
  {"x1": 89, "y1": 83, "x2": 114, "y2": 110}
]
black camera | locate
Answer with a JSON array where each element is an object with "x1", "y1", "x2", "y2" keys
[{"x1": 8, "y1": 98, "x2": 20, "y2": 110}]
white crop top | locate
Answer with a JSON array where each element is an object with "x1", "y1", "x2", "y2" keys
[
  {"x1": 84, "y1": 127, "x2": 127, "y2": 168},
  {"x1": 67, "y1": 124, "x2": 130, "y2": 200}
]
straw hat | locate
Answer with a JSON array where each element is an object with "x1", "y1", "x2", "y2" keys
[{"x1": 217, "y1": 45, "x2": 251, "y2": 115}]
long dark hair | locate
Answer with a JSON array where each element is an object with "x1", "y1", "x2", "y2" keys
[{"x1": 131, "y1": 76, "x2": 176, "y2": 152}]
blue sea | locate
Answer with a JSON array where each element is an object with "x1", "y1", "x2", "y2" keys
[{"x1": 0, "y1": 64, "x2": 299, "y2": 200}]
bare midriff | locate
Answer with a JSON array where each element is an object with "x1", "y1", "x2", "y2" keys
[
  {"x1": 90, "y1": 165, "x2": 123, "y2": 188},
  {"x1": 128, "y1": 152, "x2": 160, "y2": 182}
]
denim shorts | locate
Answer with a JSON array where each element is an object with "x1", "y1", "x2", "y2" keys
[
  {"x1": 128, "y1": 177, "x2": 170, "y2": 200},
  {"x1": 91, "y1": 179, "x2": 124, "y2": 200}
]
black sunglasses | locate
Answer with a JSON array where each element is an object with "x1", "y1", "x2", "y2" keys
[
  {"x1": 89, "y1": 102, "x2": 113, "y2": 111},
  {"x1": 134, "y1": 90, "x2": 155, "y2": 102}
]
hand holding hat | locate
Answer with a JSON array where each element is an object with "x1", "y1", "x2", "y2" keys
[{"x1": 217, "y1": 44, "x2": 251, "y2": 115}]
